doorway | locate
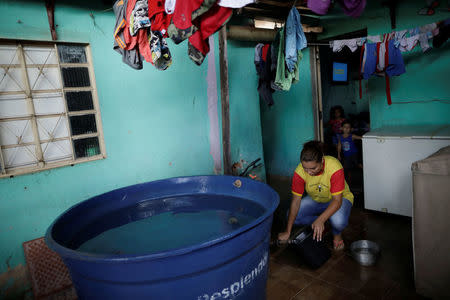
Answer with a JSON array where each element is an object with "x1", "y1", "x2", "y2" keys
[{"x1": 312, "y1": 29, "x2": 370, "y2": 202}]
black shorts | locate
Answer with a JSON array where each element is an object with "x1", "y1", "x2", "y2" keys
[{"x1": 343, "y1": 154, "x2": 358, "y2": 169}]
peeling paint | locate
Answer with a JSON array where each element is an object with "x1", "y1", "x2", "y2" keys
[{"x1": 0, "y1": 264, "x2": 31, "y2": 299}]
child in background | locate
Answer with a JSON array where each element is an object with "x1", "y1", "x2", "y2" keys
[
  {"x1": 337, "y1": 121, "x2": 362, "y2": 184},
  {"x1": 328, "y1": 106, "x2": 346, "y2": 147}
]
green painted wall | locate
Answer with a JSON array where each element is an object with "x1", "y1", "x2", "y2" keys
[
  {"x1": 260, "y1": 49, "x2": 315, "y2": 176},
  {"x1": 228, "y1": 40, "x2": 266, "y2": 180},
  {"x1": 318, "y1": 0, "x2": 450, "y2": 129},
  {"x1": 0, "y1": 0, "x2": 266, "y2": 294}
]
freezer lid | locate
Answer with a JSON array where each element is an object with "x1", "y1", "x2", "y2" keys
[{"x1": 363, "y1": 125, "x2": 450, "y2": 139}]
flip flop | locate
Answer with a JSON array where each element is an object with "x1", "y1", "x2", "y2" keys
[{"x1": 333, "y1": 239, "x2": 345, "y2": 251}]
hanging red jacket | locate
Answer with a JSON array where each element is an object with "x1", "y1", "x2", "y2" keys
[
  {"x1": 148, "y1": 0, "x2": 172, "y2": 35},
  {"x1": 168, "y1": 0, "x2": 218, "y2": 44},
  {"x1": 188, "y1": 3, "x2": 232, "y2": 65}
]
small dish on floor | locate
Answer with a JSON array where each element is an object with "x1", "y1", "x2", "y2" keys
[{"x1": 350, "y1": 240, "x2": 380, "y2": 266}]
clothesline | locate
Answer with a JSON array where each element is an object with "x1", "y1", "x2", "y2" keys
[
  {"x1": 307, "y1": 42, "x2": 330, "y2": 46},
  {"x1": 327, "y1": 19, "x2": 447, "y2": 53}
]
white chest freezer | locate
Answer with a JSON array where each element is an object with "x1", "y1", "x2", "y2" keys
[{"x1": 362, "y1": 125, "x2": 450, "y2": 217}]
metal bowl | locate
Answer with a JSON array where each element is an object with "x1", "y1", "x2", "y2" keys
[{"x1": 350, "y1": 240, "x2": 380, "y2": 266}]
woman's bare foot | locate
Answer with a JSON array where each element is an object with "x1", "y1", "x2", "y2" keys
[{"x1": 333, "y1": 234, "x2": 345, "y2": 251}]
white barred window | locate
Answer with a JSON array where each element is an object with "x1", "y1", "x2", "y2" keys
[{"x1": 0, "y1": 42, "x2": 106, "y2": 178}]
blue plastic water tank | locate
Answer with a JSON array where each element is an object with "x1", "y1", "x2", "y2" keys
[{"x1": 45, "y1": 176, "x2": 279, "y2": 299}]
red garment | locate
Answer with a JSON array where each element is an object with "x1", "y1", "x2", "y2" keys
[
  {"x1": 171, "y1": 0, "x2": 215, "y2": 34},
  {"x1": 329, "y1": 118, "x2": 345, "y2": 134},
  {"x1": 148, "y1": 0, "x2": 172, "y2": 35},
  {"x1": 124, "y1": 0, "x2": 153, "y2": 63},
  {"x1": 188, "y1": 4, "x2": 232, "y2": 64},
  {"x1": 261, "y1": 44, "x2": 269, "y2": 62}
]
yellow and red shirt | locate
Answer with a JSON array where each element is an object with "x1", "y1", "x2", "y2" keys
[{"x1": 292, "y1": 156, "x2": 354, "y2": 204}]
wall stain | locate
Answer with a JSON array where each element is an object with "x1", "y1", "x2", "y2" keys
[{"x1": 5, "y1": 256, "x2": 11, "y2": 269}]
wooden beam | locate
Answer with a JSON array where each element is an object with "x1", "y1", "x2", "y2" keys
[
  {"x1": 218, "y1": 27, "x2": 232, "y2": 175},
  {"x1": 17, "y1": 44, "x2": 45, "y2": 167},
  {"x1": 0, "y1": 154, "x2": 104, "y2": 179},
  {"x1": 227, "y1": 25, "x2": 322, "y2": 42},
  {"x1": 45, "y1": 0, "x2": 57, "y2": 40},
  {"x1": 241, "y1": 7, "x2": 321, "y2": 24}
]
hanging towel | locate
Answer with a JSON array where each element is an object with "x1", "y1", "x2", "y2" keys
[
  {"x1": 331, "y1": 37, "x2": 365, "y2": 52},
  {"x1": 275, "y1": 27, "x2": 302, "y2": 91},
  {"x1": 285, "y1": 7, "x2": 307, "y2": 72}
]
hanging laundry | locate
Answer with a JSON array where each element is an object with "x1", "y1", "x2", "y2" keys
[
  {"x1": 255, "y1": 43, "x2": 275, "y2": 106},
  {"x1": 360, "y1": 40, "x2": 405, "y2": 105},
  {"x1": 167, "y1": 0, "x2": 217, "y2": 44},
  {"x1": 308, "y1": 0, "x2": 366, "y2": 17},
  {"x1": 433, "y1": 18, "x2": 450, "y2": 48},
  {"x1": 418, "y1": 33, "x2": 432, "y2": 52},
  {"x1": 330, "y1": 37, "x2": 366, "y2": 52},
  {"x1": 307, "y1": 0, "x2": 331, "y2": 15},
  {"x1": 270, "y1": 34, "x2": 283, "y2": 91},
  {"x1": 123, "y1": 0, "x2": 151, "y2": 61},
  {"x1": 285, "y1": 7, "x2": 307, "y2": 72},
  {"x1": 337, "y1": 0, "x2": 366, "y2": 17},
  {"x1": 255, "y1": 43, "x2": 264, "y2": 64},
  {"x1": 367, "y1": 35, "x2": 382, "y2": 43},
  {"x1": 149, "y1": 30, "x2": 172, "y2": 70},
  {"x1": 218, "y1": 0, "x2": 255, "y2": 8},
  {"x1": 419, "y1": 23, "x2": 437, "y2": 33},
  {"x1": 129, "y1": 0, "x2": 151, "y2": 36},
  {"x1": 165, "y1": 0, "x2": 176, "y2": 14},
  {"x1": 393, "y1": 30, "x2": 408, "y2": 43},
  {"x1": 148, "y1": 0, "x2": 172, "y2": 34},
  {"x1": 274, "y1": 27, "x2": 302, "y2": 91},
  {"x1": 187, "y1": 4, "x2": 232, "y2": 65},
  {"x1": 167, "y1": 0, "x2": 232, "y2": 65},
  {"x1": 113, "y1": 0, "x2": 143, "y2": 70},
  {"x1": 397, "y1": 34, "x2": 420, "y2": 52},
  {"x1": 113, "y1": 0, "x2": 173, "y2": 71}
]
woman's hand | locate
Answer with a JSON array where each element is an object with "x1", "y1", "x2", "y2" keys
[
  {"x1": 278, "y1": 231, "x2": 290, "y2": 243},
  {"x1": 311, "y1": 219, "x2": 325, "y2": 241}
]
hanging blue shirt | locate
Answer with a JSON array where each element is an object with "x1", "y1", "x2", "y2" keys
[{"x1": 285, "y1": 7, "x2": 307, "y2": 72}]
